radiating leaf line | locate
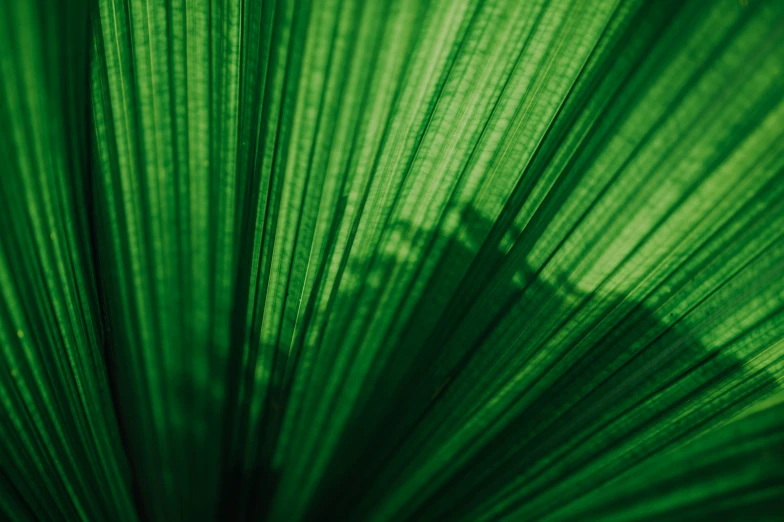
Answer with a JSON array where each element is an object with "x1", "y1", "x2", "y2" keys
[{"x1": 3, "y1": 0, "x2": 784, "y2": 521}]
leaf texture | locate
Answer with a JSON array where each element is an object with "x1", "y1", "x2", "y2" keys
[{"x1": 2, "y1": 0, "x2": 784, "y2": 521}]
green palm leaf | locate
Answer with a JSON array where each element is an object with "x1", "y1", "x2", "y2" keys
[{"x1": 2, "y1": 0, "x2": 783, "y2": 520}]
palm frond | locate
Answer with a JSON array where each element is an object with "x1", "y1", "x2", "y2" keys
[{"x1": 2, "y1": 0, "x2": 784, "y2": 521}]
